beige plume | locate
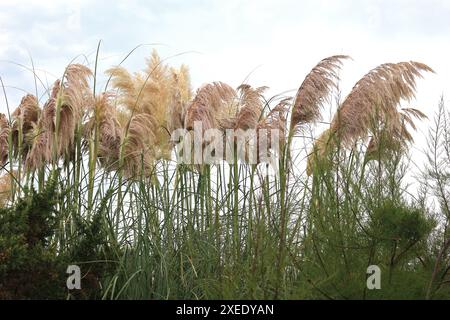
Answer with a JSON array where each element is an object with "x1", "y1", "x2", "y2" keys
[
  {"x1": 121, "y1": 113, "x2": 157, "y2": 178},
  {"x1": 84, "y1": 93, "x2": 123, "y2": 171},
  {"x1": 235, "y1": 84, "x2": 267, "y2": 131},
  {"x1": 0, "y1": 114, "x2": 10, "y2": 166},
  {"x1": 25, "y1": 64, "x2": 93, "y2": 170},
  {"x1": 166, "y1": 65, "x2": 192, "y2": 143},
  {"x1": 290, "y1": 55, "x2": 349, "y2": 133},
  {"x1": 107, "y1": 50, "x2": 192, "y2": 160},
  {"x1": 57, "y1": 64, "x2": 93, "y2": 159},
  {"x1": 364, "y1": 107, "x2": 428, "y2": 163},
  {"x1": 306, "y1": 128, "x2": 335, "y2": 176},
  {"x1": 307, "y1": 61, "x2": 433, "y2": 175},
  {"x1": 25, "y1": 83, "x2": 59, "y2": 170},
  {"x1": 330, "y1": 61, "x2": 433, "y2": 145},
  {"x1": 0, "y1": 170, "x2": 17, "y2": 207},
  {"x1": 184, "y1": 81, "x2": 237, "y2": 132},
  {"x1": 12, "y1": 94, "x2": 41, "y2": 160},
  {"x1": 253, "y1": 98, "x2": 290, "y2": 163}
]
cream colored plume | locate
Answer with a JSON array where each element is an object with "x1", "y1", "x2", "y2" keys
[
  {"x1": 306, "y1": 128, "x2": 335, "y2": 176},
  {"x1": 166, "y1": 65, "x2": 192, "y2": 138},
  {"x1": 107, "y1": 50, "x2": 192, "y2": 160},
  {"x1": 121, "y1": 113, "x2": 157, "y2": 178}
]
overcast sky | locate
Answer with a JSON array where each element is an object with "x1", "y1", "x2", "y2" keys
[{"x1": 1, "y1": 0, "x2": 449, "y2": 164}]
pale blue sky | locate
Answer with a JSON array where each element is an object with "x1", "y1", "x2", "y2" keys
[{"x1": 0, "y1": 0, "x2": 449, "y2": 151}]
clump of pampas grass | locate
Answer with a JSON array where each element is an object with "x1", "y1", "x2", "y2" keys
[{"x1": 0, "y1": 51, "x2": 433, "y2": 182}]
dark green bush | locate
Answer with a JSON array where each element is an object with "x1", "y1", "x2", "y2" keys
[{"x1": 0, "y1": 175, "x2": 115, "y2": 299}]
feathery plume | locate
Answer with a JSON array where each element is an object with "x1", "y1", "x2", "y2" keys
[
  {"x1": 234, "y1": 97, "x2": 290, "y2": 164},
  {"x1": 364, "y1": 107, "x2": 428, "y2": 162},
  {"x1": 25, "y1": 83, "x2": 59, "y2": 170},
  {"x1": 290, "y1": 55, "x2": 349, "y2": 133},
  {"x1": 57, "y1": 64, "x2": 93, "y2": 159},
  {"x1": 25, "y1": 64, "x2": 93, "y2": 170},
  {"x1": 252, "y1": 98, "x2": 290, "y2": 163},
  {"x1": 166, "y1": 65, "x2": 192, "y2": 139},
  {"x1": 330, "y1": 61, "x2": 433, "y2": 145},
  {"x1": 11, "y1": 94, "x2": 41, "y2": 160},
  {"x1": 0, "y1": 170, "x2": 16, "y2": 207},
  {"x1": 306, "y1": 128, "x2": 336, "y2": 176},
  {"x1": 307, "y1": 61, "x2": 433, "y2": 175},
  {"x1": 84, "y1": 93, "x2": 123, "y2": 170},
  {"x1": 184, "y1": 81, "x2": 237, "y2": 131},
  {"x1": 258, "y1": 98, "x2": 290, "y2": 145},
  {"x1": 0, "y1": 113, "x2": 10, "y2": 166},
  {"x1": 107, "y1": 50, "x2": 192, "y2": 159},
  {"x1": 105, "y1": 66, "x2": 138, "y2": 110},
  {"x1": 121, "y1": 113, "x2": 157, "y2": 178},
  {"x1": 235, "y1": 84, "x2": 267, "y2": 130}
]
